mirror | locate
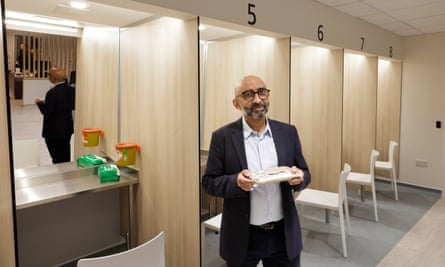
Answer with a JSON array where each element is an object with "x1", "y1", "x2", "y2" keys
[
  {"x1": 5, "y1": 2, "x2": 152, "y2": 170},
  {"x1": 7, "y1": 30, "x2": 77, "y2": 168},
  {"x1": 5, "y1": 2, "x2": 153, "y2": 266}
]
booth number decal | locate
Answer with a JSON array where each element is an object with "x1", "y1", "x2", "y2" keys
[
  {"x1": 247, "y1": 5, "x2": 393, "y2": 56},
  {"x1": 248, "y1": 3, "x2": 256, "y2": 25},
  {"x1": 317, "y1": 25, "x2": 324, "y2": 41}
]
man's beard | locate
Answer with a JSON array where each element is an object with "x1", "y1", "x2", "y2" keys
[{"x1": 242, "y1": 102, "x2": 269, "y2": 120}]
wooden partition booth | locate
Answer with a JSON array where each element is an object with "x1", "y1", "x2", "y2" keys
[
  {"x1": 201, "y1": 34, "x2": 290, "y2": 151},
  {"x1": 376, "y1": 59, "x2": 401, "y2": 176},
  {"x1": 200, "y1": 28, "x2": 290, "y2": 218},
  {"x1": 343, "y1": 51, "x2": 378, "y2": 173},
  {"x1": 291, "y1": 43, "x2": 343, "y2": 193},
  {"x1": 75, "y1": 28, "x2": 119, "y2": 158},
  {"x1": 119, "y1": 17, "x2": 200, "y2": 267}
]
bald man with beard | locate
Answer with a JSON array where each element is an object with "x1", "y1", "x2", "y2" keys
[
  {"x1": 35, "y1": 68, "x2": 74, "y2": 164},
  {"x1": 202, "y1": 75, "x2": 311, "y2": 267}
]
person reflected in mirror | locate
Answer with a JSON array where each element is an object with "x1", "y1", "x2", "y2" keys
[
  {"x1": 202, "y1": 75, "x2": 311, "y2": 267},
  {"x1": 35, "y1": 67, "x2": 74, "y2": 164},
  {"x1": 15, "y1": 42, "x2": 24, "y2": 72}
]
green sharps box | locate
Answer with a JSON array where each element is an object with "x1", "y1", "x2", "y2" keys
[{"x1": 98, "y1": 164, "x2": 120, "y2": 183}]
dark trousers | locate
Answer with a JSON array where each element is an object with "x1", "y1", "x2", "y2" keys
[
  {"x1": 227, "y1": 220, "x2": 300, "y2": 267},
  {"x1": 45, "y1": 137, "x2": 71, "y2": 164}
]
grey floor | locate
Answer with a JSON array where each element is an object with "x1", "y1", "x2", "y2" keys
[
  {"x1": 203, "y1": 181, "x2": 441, "y2": 267},
  {"x1": 377, "y1": 196, "x2": 445, "y2": 267}
]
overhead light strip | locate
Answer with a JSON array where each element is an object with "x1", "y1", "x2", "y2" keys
[
  {"x1": 6, "y1": 10, "x2": 79, "y2": 27},
  {"x1": 5, "y1": 19, "x2": 78, "y2": 33},
  {"x1": 31, "y1": 16, "x2": 79, "y2": 27}
]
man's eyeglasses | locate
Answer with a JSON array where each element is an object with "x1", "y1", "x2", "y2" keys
[{"x1": 237, "y1": 88, "x2": 270, "y2": 101}]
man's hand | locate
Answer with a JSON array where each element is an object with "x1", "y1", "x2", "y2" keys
[
  {"x1": 288, "y1": 166, "x2": 304, "y2": 186},
  {"x1": 237, "y1": 169, "x2": 256, "y2": 191}
]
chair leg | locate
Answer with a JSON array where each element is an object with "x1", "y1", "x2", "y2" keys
[
  {"x1": 360, "y1": 185, "x2": 365, "y2": 201},
  {"x1": 392, "y1": 168, "x2": 399, "y2": 200},
  {"x1": 201, "y1": 224, "x2": 205, "y2": 263},
  {"x1": 343, "y1": 199, "x2": 351, "y2": 235},
  {"x1": 325, "y1": 208, "x2": 330, "y2": 223},
  {"x1": 298, "y1": 204, "x2": 305, "y2": 227},
  {"x1": 371, "y1": 183, "x2": 378, "y2": 222},
  {"x1": 338, "y1": 206, "x2": 347, "y2": 257}
]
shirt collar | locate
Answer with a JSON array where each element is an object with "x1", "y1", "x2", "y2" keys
[{"x1": 242, "y1": 116, "x2": 271, "y2": 139}]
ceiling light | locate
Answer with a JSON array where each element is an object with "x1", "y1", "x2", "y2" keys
[{"x1": 69, "y1": 1, "x2": 90, "y2": 10}]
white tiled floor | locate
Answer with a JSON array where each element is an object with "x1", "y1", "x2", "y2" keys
[
  {"x1": 10, "y1": 99, "x2": 74, "y2": 167},
  {"x1": 10, "y1": 99, "x2": 52, "y2": 167}
]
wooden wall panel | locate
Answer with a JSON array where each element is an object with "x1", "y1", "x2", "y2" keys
[
  {"x1": 291, "y1": 46, "x2": 343, "y2": 192},
  {"x1": 343, "y1": 52, "x2": 378, "y2": 173},
  {"x1": 0, "y1": 6, "x2": 17, "y2": 265},
  {"x1": 201, "y1": 36, "x2": 290, "y2": 151},
  {"x1": 376, "y1": 59, "x2": 401, "y2": 176},
  {"x1": 75, "y1": 28, "x2": 119, "y2": 159},
  {"x1": 120, "y1": 17, "x2": 200, "y2": 267}
]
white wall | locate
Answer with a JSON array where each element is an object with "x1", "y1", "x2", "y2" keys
[{"x1": 400, "y1": 32, "x2": 445, "y2": 191}]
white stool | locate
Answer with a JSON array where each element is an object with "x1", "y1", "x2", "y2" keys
[{"x1": 201, "y1": 214, "x2": 221, "y2": 262}]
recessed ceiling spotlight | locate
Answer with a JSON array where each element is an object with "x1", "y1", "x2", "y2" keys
[{"x1": 69, "y1": 1, "x2": 90, "y2": 10}]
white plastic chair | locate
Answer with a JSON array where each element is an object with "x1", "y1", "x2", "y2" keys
[
  {"x1": 77, "y1": 231, "x2": 165, "y2": 267},
  {"x1": 295, "y1": 163, "x2": 352, "y2": 257},
  {"x1": 346, "y1": 150, "x2": 380, "y2": 222},
  {"x1": 202, "y1": 213, "x2": 222, "y2": 234},
  {"x1": 201, "y1": 213, "x2": 222, "y2": 262},
  {"x1": 375, "y1": 141, "x2": 399, "y2": 200}
]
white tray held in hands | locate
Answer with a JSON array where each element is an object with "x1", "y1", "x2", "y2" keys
[{"x1": 250, "y1": 166, "x2": 302, "y2": 184}]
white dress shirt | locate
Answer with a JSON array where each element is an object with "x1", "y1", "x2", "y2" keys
[{"x1": 242, "y1": 117, "x2": 284, "y2": 225}]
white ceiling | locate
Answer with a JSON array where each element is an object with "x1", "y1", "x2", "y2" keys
[
  {"x1": 5, "y1": 0, "x2": 445, "y2": 37},
  {"x1": 315, "y1": 0, "x2": 445, "y2": 36},
  {"x1": 5, "y1": 0, "x2": 154, "y2": 28}
]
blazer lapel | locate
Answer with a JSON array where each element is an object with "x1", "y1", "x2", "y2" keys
[
  {"x1": 269, "y1": 120, "x2": 286, "y2": 166},
  {"x1": 231, "y1": 118, "x2": 248, "y2": 169}
]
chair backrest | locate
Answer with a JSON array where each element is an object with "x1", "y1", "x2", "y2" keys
[
  {"x1": 388, "y1": 141, "x2": 398, "y2": 164},
  {"x1": 77, "y1": 231, "x2": 165, "y2": 267},
  {"x1": 370, "y1": 149, "x2": 380, "y2": 179},
  {"x1": 338, "y1": 163, "x2": 351, "y2": 202}
]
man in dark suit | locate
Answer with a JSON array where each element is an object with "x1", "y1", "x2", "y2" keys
[
  {"x1": 35, "y1": 68, "x2": 74, "y2": 164},
  {"x1": 202, "y1": 75, "x2": 311, "y2": 267}
]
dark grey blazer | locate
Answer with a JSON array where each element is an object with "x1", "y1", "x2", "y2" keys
[
  {"x1": 202, "y1": 118, "x2": 311, "y2": 265},
  {"x1": 36, "y1": 82, "x2": 74, "y2": 139}
]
